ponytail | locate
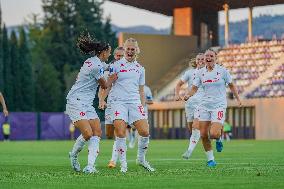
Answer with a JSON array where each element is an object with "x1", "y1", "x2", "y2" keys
[{"x1": 77, "y1": 31, "x2": 110, "y2": 55}]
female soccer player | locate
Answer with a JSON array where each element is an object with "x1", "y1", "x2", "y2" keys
[
  {"x1": 98, "y1": 46, "x2": 125, "y2": 169},
  {"x1": 175, "y1": 53, "x2": 205, "y2": 159},
  {"x1": 66, "y1": 32, "x2": 115, "y2": 174},
  {"x1": 184, "y1": 49, "x2": 241, "y2": 167},
  {"x1": 107, "y1": 38, "x2": 155, "y2": 173}
]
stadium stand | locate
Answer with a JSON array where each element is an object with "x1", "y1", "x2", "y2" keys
[{"x1": 158, "y1": 39, "x2": 284, "y2": 101}]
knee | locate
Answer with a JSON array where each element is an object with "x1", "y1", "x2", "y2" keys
[
  {"x1": 200, "y1": 130, "x2": 209, "y2": 139},
  {"x1": 94, "y1": 129, "x2": 102, "y2": 138},
  {"x1": 139, "y1": 130, "x2": 149, "y2": 137},
  {"x1": 210, "y1": 129, "x2": 221, "y2": 139},
  {"x1": 83, "y1": 130, "x2": 93, "y2": 141},
  {"x1": 115, "y1": 128, "x2": 126, "y2": 138}
]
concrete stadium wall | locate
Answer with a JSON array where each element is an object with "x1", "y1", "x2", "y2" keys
[
  {"x1": 149, "y1": 98, "x2": 284, "y2": 140},
  {"x1": 228, "y1": 98, "x2": 284, "y2": 140},
  {"x1": 118, "y1": 33, "x2": 198, "y2": 89}
]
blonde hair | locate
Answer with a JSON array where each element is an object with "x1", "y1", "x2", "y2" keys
[
  {"x1": 188, "y1": 57, "x2": 197, "y2": 68},
  {"x1": 123, "y1": 38, "x2": 140, "y2": 54},
  {"x1": 113, "y1": 46, "x2": 124, "y2": 56},
  {"x1": 189, "y1": 53, "x2": 204, "y2": 68}
]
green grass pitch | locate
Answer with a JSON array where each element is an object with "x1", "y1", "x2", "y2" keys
[{"x1": 0, "y1": 140, "x2": 284, "y2": 189}]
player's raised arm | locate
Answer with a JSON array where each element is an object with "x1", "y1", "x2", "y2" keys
[
  {"x1": 175, "y1": 80, "x2": 185, "y2": 101},
  {"x1": 183, "y1": 85, "x2": 198, "y2": 101},
  {"x1": 228, "y1": 83, "x2": 242, "y2": 107},
  {"x1": 139, "y1": 85, "x2": 146, "y2": 107},
  {"x1": 0, "y1": 92, "x2": 8, "y2": 117}
]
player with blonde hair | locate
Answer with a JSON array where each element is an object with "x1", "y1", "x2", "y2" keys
[
  {"x1": 184, "y1": 49, "x2": 241, "y2": 167},
  {"x1": 106, "y1": 38, "x2": 154, "y2": 173},
  {"x1": 175, "y1": 53, "x2": 205, "y2": 159}
]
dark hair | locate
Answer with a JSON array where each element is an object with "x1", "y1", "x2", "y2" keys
[{"x1": 77, "y1": 31, "x2": 110, "y2": 55}]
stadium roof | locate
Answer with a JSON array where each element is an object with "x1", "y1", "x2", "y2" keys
[{"x1": 109, "y1": 0, "x2": 284, "y2": 16}]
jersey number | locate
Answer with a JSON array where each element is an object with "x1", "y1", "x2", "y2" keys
[
  {"x1": 217, "y1": 111, "x2": 224, "y2": 120},
  {"x1": 138, "y1": 105, "x2": 146, "y2": 116}
]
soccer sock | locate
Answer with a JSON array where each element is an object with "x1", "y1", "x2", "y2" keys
[
  {"x1": 137, "y1": 136, "x2": 149, "y2": 162},
  {"x1": 87, "y1": 136, "x2": 100, "y2": 167},
  {"x1": 187, "y1": 129, "x2": 200, "y2": 154},
  {"x1": 110, "y1": 140, "x2": 118, "y2": 163},
  {"x1": 116, "y1": 137, "x2": 127, "y2": 166},
  {"x1": 128, "y1": 129, "x2": 133, "y2": 144},
  {"x1": 71, "y1": 134, "x2": 86, "y2": 156},
  {"x1": 217, "y1": 136, "x2": 223, "y2": 142},
  {"x1": 205, "y1": 150, "x2": 214, "y2": 161}
]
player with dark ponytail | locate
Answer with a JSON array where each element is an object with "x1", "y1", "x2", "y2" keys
[{"x1": 66, "y1": 32, "x2": 116, "y2": 174}]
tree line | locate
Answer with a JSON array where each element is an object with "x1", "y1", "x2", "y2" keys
[{"x1": 0, "y1": 0, "x2": 117, "y2": 112}]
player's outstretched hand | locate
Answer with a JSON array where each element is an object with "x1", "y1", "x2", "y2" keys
[
  {"x1": 183, "y1": 95, "x2": 190, "y2": 101},
  {"x1": 238, "y1": 99, "x2": 242, "y2": 107},
  {"x1": 174, "y1": 95, "x2": 181, "y2": 101},
  {"x1": 3, "y1": 108, "x2": 8, "y2": 117},
  {"x1": 98, "y1": 100, "x2": 107, "y2": 110},
  {"x1": 109, "y1": 73, "x2": 118, "y2": 83}
]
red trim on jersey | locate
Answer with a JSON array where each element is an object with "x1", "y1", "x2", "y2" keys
[{"x1": 85, "y1": 61, "x2": 92, "y2": 67}]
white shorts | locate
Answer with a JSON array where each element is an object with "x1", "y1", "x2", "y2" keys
[
  {"x1": 185, "y1": 105, "x2": 199, "y2": 122},
  {"x1": 196, "y1": 107, "x2": 226, "y2": 124},
  {"x1": 66, "y1": 101, "x2": 99, "y2": 123},
  {"x1": 112, "y1": 103, "x2": 147, "y2": 125},
  {"x1": 105, "y1": 102, "x2": 113, "y2": 125}
]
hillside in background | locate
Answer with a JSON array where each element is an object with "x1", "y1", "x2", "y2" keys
[
  {"x1": 7, "y1": 14, "x2": 284, "y2": 46},
  {"x1": 219, "y1": 14, "x2": 284, "y2": 45},
  {"x1": 111, "y1": 25, "x2": 170, "y2": 35}
]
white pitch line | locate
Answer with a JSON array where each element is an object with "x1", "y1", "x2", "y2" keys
[{"x1": 127, "y1": 158, "x2": 284, "y2": 166}]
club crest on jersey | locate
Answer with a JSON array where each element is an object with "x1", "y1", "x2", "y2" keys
[
  {"x1": 80, "y1": 112, "x2": 86, "y2": 116},
  {"x1": 99, "y1": 68, "x2": 104, "y2": 74},
  {"x1": 109, "y1": 67, "x2": 114, "y2": 73}
]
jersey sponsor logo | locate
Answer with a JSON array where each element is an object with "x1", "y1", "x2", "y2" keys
[
  {"x1": 85, "y1": 61, "x2": 92, "y2": 67},
  {"x1": 217, "y1": 111, "x2": 224, "y2": 120},
  {"x1": 120, "y1": 69, "x2": 128, "y2": 72},
  {"x1": 202, "y1": 78, "x2": 220, "y2": 84},
  {"x1": 80, "y1": 112, "x2": 86, "y2": 116}
]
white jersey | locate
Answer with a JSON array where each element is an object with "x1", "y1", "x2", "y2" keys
[
  {"x1": 180, "y1": 69, "x2": 204, "y2": 108},
  {"x1": 144, "y1": 85, "x2": 153, "y2": 114},
  {"x1": 193, "y1": 64, "x2": 232, "y2": 110},
  {"x1": 108, "y1": 57, "x2": 145, "y2": 104},
  {"x1": 66, "y1": 56, "x2": 104, "y2": 105}
]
